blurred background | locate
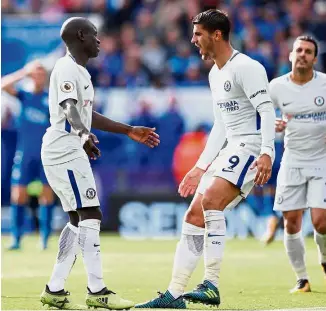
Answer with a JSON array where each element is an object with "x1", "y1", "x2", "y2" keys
[{"x1": 1, "y1": 0, "x2": 326, "y2": 241}]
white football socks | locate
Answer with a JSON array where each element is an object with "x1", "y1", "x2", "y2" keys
[
  {"x1": 48, "y1": 223, "x2": 80, "y2": 292},
  {"x1": 314, "y1": 230, "x2": 326, "y2": 264},
  {"x1": 203, "y1": 210, "x2": 226, "y2": 288},
  {"x1": 168, "y1": 222, "x2": 205, "y2": 298},
  {"x1": 78, "y1": 219, "x2": 106, "y2": 293},
  {"x1": 284, "y1": 231, "x2": 308, "y2": 280}
]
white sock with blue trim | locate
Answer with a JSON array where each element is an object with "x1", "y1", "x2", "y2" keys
[{"x1": 204, "y1": 210, "x2": 226, "y2": 288}]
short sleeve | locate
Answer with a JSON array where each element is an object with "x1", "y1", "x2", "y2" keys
[
  {"x1": 236, "y1": 61, "x2": 272, "y2": 109},
  {"x1": 55, "y1": 59, "x2": 78, "y2": 105}
]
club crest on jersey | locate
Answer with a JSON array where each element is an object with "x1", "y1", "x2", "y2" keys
[
  {"x1": 224, "y1": 80, "x2": 231, "y2": 92},
  {"x1": 314, "y1": 96, "x2": 324, "y2": 106},
  {"x1": 86, "y1": 188, "x2": 96, "y2": 199},
  {"x1": 60, "y1": 81, "x2": 74, "y2": 93}
]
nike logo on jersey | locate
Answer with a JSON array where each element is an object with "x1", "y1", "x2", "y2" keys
[
  {"x1": 84, "y1": 85, "x2": 89, "y2": 90},
  {"x1": 282, "y1": 102, "x2": 292, "y2": 106},
  {"x1": 94, "y1": 244, "x2": 100, "y2": 247},
  {"x1": 208, "y1": 233, "x2": 225, "y2": 237},
  {"x1": 222, "y1": 168, "x2": 234, "y2": 173}
]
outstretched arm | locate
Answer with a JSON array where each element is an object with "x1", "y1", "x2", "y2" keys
[
  {"x1": 92, "y1": 110, "x2": 132, "y2": 134},
  {"x1": 92, "y1": 110, "x2": 160, "y2": 148}
]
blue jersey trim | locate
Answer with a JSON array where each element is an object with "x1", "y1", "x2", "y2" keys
[
  {"x1": 256, "y1": 111, "x2": 261, "y2": 130},
  {"x1": 236, "y1": 155, "x2": 255, "y2": 188},
  {"x1": 67, "y1": 170, "x2": 82, "y2": 209},
  {"x1": 65, "y1": 120, "x2": 71, "y2": 133}
]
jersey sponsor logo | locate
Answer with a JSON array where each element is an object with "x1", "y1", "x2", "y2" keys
[
  {"x1": 212, "y1": 241, "x2": 222, "y2": 245},
  {"x1": 60, "y1": 81, "x2": 74, "y2": 93},
  {"x1": 218, "y1": 100, "x2": 239, "y2": 112},
  {"x1": 224, "y1": 80, "x2": 231, "y2": 92},
  {"x1": 84, "y1": 85, "x2": 89, "y2": 90},
  {"x1": 293, "y1": 111, "x2": 326, "y2": 121},
  {"x1": 249, "y1": 89, "x2": 267, "y2": 99},
  {"x1": 314, "y1": 96, "x2": 324, "y2": 106},
  {"x1": 282, "y1": 102, "x2": 292, "y2": 107},
  {"x1": 86, "y1": 188, "x2": 96, "y2": 199}
]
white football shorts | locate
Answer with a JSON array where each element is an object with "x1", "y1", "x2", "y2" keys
[
  {"x1": 197, "y1": 141, "x2": 260, "y2": 209},
  {"x1": 43, "y1": 157, "x2": 100, "y2": 212},
  {"x1": 274, "y1": 166, "x2": 326, "y2": 211}
]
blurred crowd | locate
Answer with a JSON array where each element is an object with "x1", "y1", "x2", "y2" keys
[{"x1": 2, "y1": 0, "x2": 326, "y2": 88}]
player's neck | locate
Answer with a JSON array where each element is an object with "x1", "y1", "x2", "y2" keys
[
  {"x1": 67, "y1": 47, "x2": 89, "y2": 67},
  {"x1": 34, "y1": 87, "x2": 44, "y2": 94},
  {"x1": 290, "y1": 69, "x2": 314, "y2": 85},
  {"x1": 33, "y1": 83, "x2": 44, "y2": 93},
  {"x1": 212, "y1": 43, "x2": 233, "y2": 69}
]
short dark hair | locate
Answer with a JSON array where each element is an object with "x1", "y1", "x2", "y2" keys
[
  {"x1": 295, "y1": 35, "x2": 318, "y2": 57},
  {"x1": 192, "y1": 9, "x2": 231, "y2": 41}
]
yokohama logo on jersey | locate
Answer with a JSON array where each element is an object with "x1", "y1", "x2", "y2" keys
[{"x1": 249, "y1": 89, "x2": 267, "y2": 99}]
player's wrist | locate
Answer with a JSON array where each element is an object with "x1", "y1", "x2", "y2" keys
[
  {"x1": 260, "y1": 146, "x2": 274, "y2": 159},
  {"x1": 195, "y1": 161, "x2": 209, "y2": 171},
  {"x1": 79, "y1": 130, "x2": 90, "y2": 141},
  {"x1": 126, "y1": 125, "x2": 134, "y2": 136}
]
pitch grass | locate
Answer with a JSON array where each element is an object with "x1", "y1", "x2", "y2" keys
[{"x1": 1, "y1": 234, "x2": 326, "y2": 310}]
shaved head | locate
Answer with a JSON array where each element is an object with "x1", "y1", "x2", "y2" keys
[
  {"x1": 59, "y1": 17, "x2": 100, "y2": 60},
  {"x1": 60, "y1": 17, "x2": 96, "y2": 44}
]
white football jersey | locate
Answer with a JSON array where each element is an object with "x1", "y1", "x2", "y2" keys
[
  {"x1": 270, "y1": 71, "x2": 326, "y2": 168},
  {"x1": 41, "y1": 54, "x2": 94, "y2": 165},
  {"x1": 209, "y1": 51, "x2": 273, "y2": 146}
]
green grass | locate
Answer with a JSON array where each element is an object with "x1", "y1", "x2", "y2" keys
[{"x1": 1, "y1": 234, "x2": 326, "y2": 310}]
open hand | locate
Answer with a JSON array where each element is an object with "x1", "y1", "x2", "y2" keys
[
  {"x1": 178, "y1": 167, "x2": 205, "y2": 197},
  {"x1": 250, "y1": 154, "x2": 272, "y2": 186},
  {"x1": 128, "y1": 126, "x2": 160, "y2": 148}
]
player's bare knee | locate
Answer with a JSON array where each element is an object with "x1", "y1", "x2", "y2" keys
[
  {"x1": 68, "y1": 211, "x2": 79, "y2": 227},
  {"x1": 39, "y1": 194, "x2": 54, "y2": 205},
  {"x1": 201, "y1": 190, "x2": 225, "y2": 211},
  {"x1": 78, "y1": 206, "x2": 102, "y2": 221},
  {"x1": 284, "y1": 217, "x2": 301, "y2": 234},
  {"x1": 39, "y1": 186, "x2": 54, "y2": 205},
  {"x1": 312, "y1": 217, "x2": 326, "y2": 234},
  {"x1": 11, "y1": 187, "x2": 28, "y2": 205},
  {"x1": 184, "y1": 209, "x2": 204, "y2": 228}
]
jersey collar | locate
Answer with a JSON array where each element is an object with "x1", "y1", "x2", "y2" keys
[{"x1": 67, "y1": 53, "x2": 76, "y2": 63}]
